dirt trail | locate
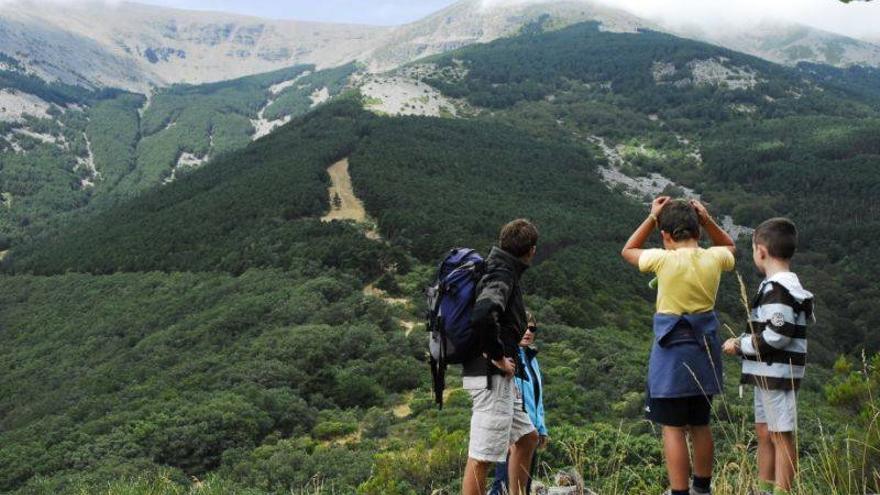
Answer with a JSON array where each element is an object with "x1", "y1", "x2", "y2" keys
[
  {"x1": 323, "y1": 158, "x2": 417, "y2": 331},
  {"x1": 322, "y1": 158, "x2": 369, "y2": 223},
  {"x1": 362, "y1": 284, "x2": 409, "y2": 306}
]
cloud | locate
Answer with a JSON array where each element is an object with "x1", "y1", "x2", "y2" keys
[{"x1": 480, "y1": 0, "x2": 880, "y2": 41}]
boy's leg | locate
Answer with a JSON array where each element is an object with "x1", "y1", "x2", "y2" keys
[
  {"x1": 662, "y1": 426, "x2": 691, "y2": 491},
  {"x1": 687, "y1": 396, "x2": 714, "y2": 493},
  {"x1": 760, "y1": 388, "x2": 798, "y2": 493},
  {"x1": 690, "y1": 425, "x2": 714, "y2": 478},
  {"x1": 508, "y1": 431, "x2": 538, "y2": 495},
  {"x1": 756, "y1": 423, "x2": 776, "y2": 488},
  {"x1": 462, "y1": 458, "x2": 492, "y2": 495},
  {"x1": 754, "y1": 388, "x2": 777, "y2": 491},
  {"x1": 772, "y1": 432, "x2": 797, "y2": 493}
]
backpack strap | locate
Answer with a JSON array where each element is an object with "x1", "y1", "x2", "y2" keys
[{"x1": 430, "y1": 355, "x2": 447, "y2": 410}]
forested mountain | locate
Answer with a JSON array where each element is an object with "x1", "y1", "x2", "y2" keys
[
  {"x1": 3, "y1": 0, "x2": 879, "y2": 250},
  {"x1": 417, "y1": 22, "x2": 880, "y2": 353},
  {"x1": 0, "y1": 62, "x2": 356, "y2": 242},
  {"x1": 1, "y1": 9, "x2": 880, "y2": 495}
]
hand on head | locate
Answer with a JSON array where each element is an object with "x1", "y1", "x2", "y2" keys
[
  {"x1": 689, "y1": 199, "x2": 710, "y2": 226},
  {"x1": 651, "y1": 196, "x2": 671, "y2": 217}
]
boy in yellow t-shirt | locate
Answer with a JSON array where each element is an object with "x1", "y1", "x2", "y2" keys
[{"x1": 621, "y1": 197, "x2": 736, "y2": 495}]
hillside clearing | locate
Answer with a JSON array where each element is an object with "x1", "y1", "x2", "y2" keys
[{"x1": 322, "y1": 158, "x2": 368, "y2": 223}]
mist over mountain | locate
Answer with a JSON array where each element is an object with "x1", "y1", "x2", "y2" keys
[{"x1": 1, "y1": 0, "x2": 878, "y2": 95}]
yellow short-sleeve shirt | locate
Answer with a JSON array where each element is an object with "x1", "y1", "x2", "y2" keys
[{"x1": 638, "y1": 246, "x2": 735, "y2": 315}]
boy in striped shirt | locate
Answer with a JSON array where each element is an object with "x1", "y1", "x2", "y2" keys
[{"x1": 723, "y1": 218, "x2": 815, "y2": 495}]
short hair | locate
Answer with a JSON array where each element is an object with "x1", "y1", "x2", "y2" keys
[
  {"x1": 754, "y1": 217, "x2": 798, "y2": 259},
  {"x1": 500, "y1": 219, "x2": 539, "y2": 257},
  {"x1": 526, "y1": 311, "x2": 537, "y2": 326},
  {"x1": 657, "y1": 199, "x2": 700, "y2": 241}
]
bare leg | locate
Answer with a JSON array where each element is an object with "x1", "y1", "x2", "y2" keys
[
  {"x1": 690, "y1": 425, "x2": 714, "y2": 478},
  {"x1": 756, "y1": 423, "x2": 776, "y2": 487},
  {"x1": 772, "y1": 431, "x2": 797, "y2": 492},
  {"x1": 508, "y1": 431, "x2": 539, "y2": 495},
  {"x1": 663, "y1": 426, "x2": 691, "y2": 491},
  {"x1": 462, "y1": 458, "x2": 491, "y2": 495}
]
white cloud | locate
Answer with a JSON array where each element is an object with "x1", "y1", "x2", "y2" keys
[{"x1": 480, "y1": 0, "x2": 880, "y2": 41}]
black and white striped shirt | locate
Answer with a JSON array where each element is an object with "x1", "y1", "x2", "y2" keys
[{"x1": 739, "y1": 272, "x2": 814, "y2": 391}]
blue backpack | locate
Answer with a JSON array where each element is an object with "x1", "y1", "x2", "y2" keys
[{"x1": 426, "y1": 248, "x2": 485, "y2": 409}]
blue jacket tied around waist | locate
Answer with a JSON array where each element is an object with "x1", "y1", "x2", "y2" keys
[{"x1": 648, "y1": 312, "x2": 723, "y2": 399}]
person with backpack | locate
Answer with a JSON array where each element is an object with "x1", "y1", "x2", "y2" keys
[
  {"x1": 489, "y1": 311, "x2": 548, "y2": 495},
  {"x1": 461, "y1": 219, "x2": 540, "y2": 495}
]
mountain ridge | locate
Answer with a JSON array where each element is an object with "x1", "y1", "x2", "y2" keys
[
  {"x1": 0, "y1": 0, "x2": 389, "y2": 91},
  {"x1": 3, "y1": 0, "x2": 879, "y2": 95}
]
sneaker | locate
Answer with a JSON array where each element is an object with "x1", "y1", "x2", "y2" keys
[{"x1": 690, "y1": 485, "x2": 711, "y2": 495}]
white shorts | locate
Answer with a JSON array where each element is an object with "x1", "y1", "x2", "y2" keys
[
  {"x1": 754, "y1": 387, "x2": 798, "y2": 433},
  {"x1": 464, "y1": 374, "x2": 536, "y2": 463}
]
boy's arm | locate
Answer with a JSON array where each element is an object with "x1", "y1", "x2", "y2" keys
[
  {"x1": 621, "y1": 196, "x2": 670, "y2": 267},
  {"x1": 740, "y1": 285, "x2": 799, "y2": 356},
  {"x1": 690, "y1": 200, "x2": 736, "y2": 255}
]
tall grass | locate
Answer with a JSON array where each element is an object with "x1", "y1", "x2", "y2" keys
[{"x1": 541, "y1": 275, "x2": 880, "y2": 494}]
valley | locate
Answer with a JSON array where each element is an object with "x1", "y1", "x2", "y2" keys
[{"x1": 0, "y1": 1, "x2": 879, "y2": 494}]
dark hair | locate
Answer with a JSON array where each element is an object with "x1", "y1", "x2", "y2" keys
[
  {"x1": 657, "y1": 199, "x2": 700, "y2": 241},
  {"x1": 754, "y1": 217, "x2": 798, "y2": 259},
  {"x1": 500, "y1": 219, "x2": 539, "y2": 257}
]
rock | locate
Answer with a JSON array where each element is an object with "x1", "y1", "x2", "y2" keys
[
  {"x1": 553, "y1": 468, "x2": 584, "y2": 490},
  {"x1": 548, "y1": 487, "x2": 578, "y2": 495}
]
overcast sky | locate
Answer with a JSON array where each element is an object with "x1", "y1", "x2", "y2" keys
[{"x1": 21, "y1": 0, "x2": 880, "y2": 40}]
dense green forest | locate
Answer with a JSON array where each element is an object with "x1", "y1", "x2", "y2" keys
[
  {"x1": 0, "y1": 63, "x2": 357, "y2": 243},
  {"x1": 2, "y1": 20, "x2": 880, "y2": 495},
  {"x1": 421, "y1": 22, "x2": 880, "y2": 355}
]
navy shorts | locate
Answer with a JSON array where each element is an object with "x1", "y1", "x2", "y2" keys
[{"x1": 646, "y1": 394, "x2": 713, "y2": 427}]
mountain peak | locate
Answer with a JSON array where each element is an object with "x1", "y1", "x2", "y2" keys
[{"x1": 0, "y1": 1, "x2": 390, "y2": 91}]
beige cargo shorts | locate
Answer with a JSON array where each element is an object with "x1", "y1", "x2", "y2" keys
[{"x1": 464, "y1": 374, "x2": 536, "y2": 463}]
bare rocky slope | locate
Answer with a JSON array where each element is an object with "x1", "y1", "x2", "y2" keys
[{"x1": 0, "y1": 1, "x2": 389, "y2": 92}]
